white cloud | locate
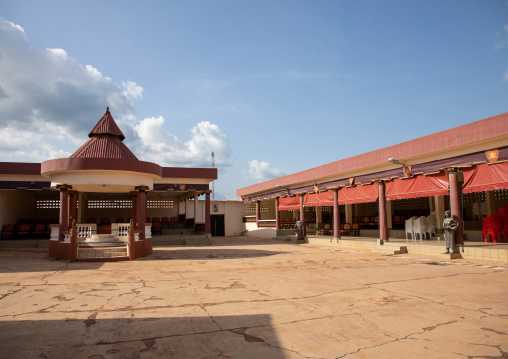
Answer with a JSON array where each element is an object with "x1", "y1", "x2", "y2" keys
[
  {"x1": 133, "y1": 116, "x2": 231, "y2": 168},
  {"x1": 0, "y1": 16, "x2": 231, "y2": 171},
  {"x1": 0, "y1": 16, "x2": 143, "y2": 160},
  {"x1": 245, "y1": 160, "x2": 284, "y2": 182},
  {"x1": 494, "y1": 24, "x2": 508, "y2": 50}
]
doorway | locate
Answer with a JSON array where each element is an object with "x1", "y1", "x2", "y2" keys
[{"x1": 211, "y1": 215, "x2": 225, "y2": 236}]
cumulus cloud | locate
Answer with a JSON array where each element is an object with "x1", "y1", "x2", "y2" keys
[
  {"x1": 494, "y1": 24, "x2": 508, "y2": 50},
  {"x1": 245, "y1": 160, "x2": 284, "y2": 182},
  {"x1": 0, "y1": 16, "x2": 142, "y2": 160},
  {"x1": 134, "y1": 116, "x2": 230, "y2": 168},
  {"x1": 0, "y1": 16, "x2": 231, "y2": 170}
]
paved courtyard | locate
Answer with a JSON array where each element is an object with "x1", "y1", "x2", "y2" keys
[{"x1": 0, "y1": 237, "x2": 507, "y2": 359}]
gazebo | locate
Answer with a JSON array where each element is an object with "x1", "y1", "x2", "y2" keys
[{"x1": 2, "y1": 108, "x2": 217, "y2": 261}]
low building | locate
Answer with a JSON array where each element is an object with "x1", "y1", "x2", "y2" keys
[{"x1": 236, "y1": 112, "x2": 508, "y2": 250}]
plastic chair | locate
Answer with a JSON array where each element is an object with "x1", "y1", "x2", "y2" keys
[
  {"x1": 405, "y1": 217, "x2": 415, "y2": 240},
  {"x1": 340, "y1": 223, "x2": 351, "y2": 236},
  {"x1": 426, "y1": 214, "x2": 437, "y2": 239},
  {"x1": 351, "y1": 223, "x2": 360, "y2": 236},
  {"x1": 483, "y1": 214, "x2": 502, "y2": 243},
  {"x1": 472, "y1": 202, "x2": 481, "y2": 221},
  {"x1": 413, "y1": 216, "x2": 428, "y2": 240}
]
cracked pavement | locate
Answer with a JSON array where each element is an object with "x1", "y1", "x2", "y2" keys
[{"x1": 0, "y1": 237, "x2": 507, "y2": 358}]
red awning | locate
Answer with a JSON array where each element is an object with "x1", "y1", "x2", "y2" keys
[
  {"x1": 338, "y1": 183, "x2": 378, "y2": 204},
  {"x1": 304, "y1": 191, "x2": 334, "y2": 207},
  {"x1": 279, "y1": 196, "x2": 301, "y2": 211},
  {"x1": 462, "y1": 161, "x2": 508, "y2": 193},
  {"x1": 385, "y1": 172, "x2": 449, "y2": 200}
]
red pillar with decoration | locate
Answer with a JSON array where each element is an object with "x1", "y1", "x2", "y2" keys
[
  {"x1": 275, "y1": 197, "x2": 280, "y2": 230},
  {"x1": 205, "y1": 190, "x2": 211, "y2": 234},
  {"x1": 448, "y1": 171, "x2": 463, "y2": 252},
  {"x1": 299, "y1": 194, "x2": 306, "y2": 236},
  {"x1": 58, "y1": 185, "x2": 71, "y2": 241},
  {"x1": 378, "y1": 181, "x2": 388, "y2": 242},
  {"x1": 333, "y1": 189, "x2": 340, "y2": 240}
]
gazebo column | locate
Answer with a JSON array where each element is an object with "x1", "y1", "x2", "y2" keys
[
  {"x1": 135, "y1": 186, "x2": 148, "y2": 240},
  {"x1": 299, "y1": 194, "x2": 306, "y2": 236},
  {"x1": 333, "y1": 189, "x2": 340, "y2": 240},
  {"x1": 57, "y1": 184, "x2": 71, "y2": 241},
  {"x1": 316, "y1": 207, "x2": 322, "y2": 228},
  {"x1": 194, "y1": 193, "x2": 199, "y2": 225},
  {"x1": 378, "y1": 181, "x2": 388, "y2": 243},
  {"x1": 448, "y1": 171, "x2": 463, "y2": 255},
  {"x1": 205, "y1": 190, "x2": 212, "y2": 234},
  {"x1": 68, "y1": 191, "x2": 77, "y2": 226},
  {"x1": 255, "y1": 200, "x2": 261, "y2": 227},
  {"x1": 435, "y1": 196, "x2": 446, "y2": 230},
  {"x1": 77, "y1": 193, "x2": 85, "y2": 224},
  {"x1": 131, "y1": 191, "x2": 138, "y2": 229},
  {"x1": 275, "y1": 197, "x2": 280, "y2": 230},
  {"x1": 345, "y1": 204, "x2": 353, "y2": 226}
]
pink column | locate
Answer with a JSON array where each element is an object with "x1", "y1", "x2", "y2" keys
[
  {"x1": 205, "y1": 191, "x2": 211, "y2": 234},
  {"x1": 137, "y1": 189, "x2": 146, "y2": 240},
  {"x1": 448, "y1": 171, "x2": 463, "y2": 249},
  {"x1": 131, "y1": 191, "x2": 138, "y2": 229},
  {"x1": 299, "y1": 194, "x2": 306, "y2": 236},
  {"x1": 58, "y1": 185, "x2": 70, "y2": 241},
  {"x1": 68, "y1": 191, "x2": 77, "y2": 226},
  {"x1": 275, "y1": 197, "x2": 280, "y2": 230},
  {"x1": 333, "y1": 189, "x2": 340, "y2": 239},
  {"x1": 256, "y1": 200, "x2": 261, "y2": 227},
  {"x1": 378, "y1": 181, "x2": 388, "y2": 242}
]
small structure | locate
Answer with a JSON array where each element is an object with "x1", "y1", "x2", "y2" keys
[
  {"x1": 237, "y1": 111, "x2": 508, "y2": 255},
  {"x1": 0, "y1": 108, "x2": 217, "y2": 261}
]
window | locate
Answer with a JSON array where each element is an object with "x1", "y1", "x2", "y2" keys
[
  {"x1": 36, "y1": 199, "x2": 60, "y2": 209},
  {"x1": 147, "y1": 200, "x2": 174, "y2": 209}
]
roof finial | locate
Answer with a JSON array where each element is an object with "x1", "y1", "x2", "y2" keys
[{"x1": 106, "y1": 107, "x2": 109, "y2": 112}]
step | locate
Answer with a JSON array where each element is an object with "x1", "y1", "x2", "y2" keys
[
  {"x1": 375, "y1": 245, "x2": 408, "y2": 255},
  {"x1": 78, "y1": 246, "x2": 128, "y2": 259}
]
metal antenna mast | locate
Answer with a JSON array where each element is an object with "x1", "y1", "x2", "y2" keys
[{"x1": 211, "y1": 152, "x2": 215, "y2": 200}]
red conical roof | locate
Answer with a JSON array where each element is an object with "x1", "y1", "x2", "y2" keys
[
  {"x1": 70, "y1": 108, "x2": 138, "y2": 160},
  {"x1": 88, "y1": 107, "x2": 126, "y2": 140}
]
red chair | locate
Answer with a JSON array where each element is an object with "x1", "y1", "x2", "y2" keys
[
  {"x1": 161, "y1": 217, "x2": 170, "y2": 229},
  {"x1": 499, "y1": 213, "x2": 508, "y2": 243},
  {"x1": 351, "y1": 223, "x2": 360, "y2": 236},
  {"x1": 18, "y1": 224, "x2": 31, "y2": 237},
  {"x1": 499, "y1": 205, "x2": 508, "y2": 215},
  {"x1": 115, "y1": 217, "x2": 125, "y2": 223},
  {"x1": 152, "y1": 217, "x2": 161, "y2": 225},
  {"x1": 32, "y1": 224, "x2": 45, "y2": 237},
  {"x1": 170, "y1": 217, "x2": 178, "y2": 229},
  {"x1": 483, "y1": 214, "x2": 502, "y2": 243},
  {"x1": 1, "y1": 224, "x2": 15, "y2": 239},
  {"x1": 151, "y1": 221, "x2": 162, "y2": 235},
  {"x1": 340, "y1": 223, "x2": 351, "y2": 236}
]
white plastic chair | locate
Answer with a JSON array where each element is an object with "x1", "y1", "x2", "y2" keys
[
  {"x1": 480, "y1": 202, "x2": 488, "y2": 218},
  {"x1": 472, "y1": 202, "x2": 481, "y2": 221},
  {"x1": 426, "y1": 214, "x2": 437, "y2": 239},
  {"x1": 405, "y1": 217, "x2": 415, "y2": 240},
  {"x1": 413, "y1": 216, "x2": 427, "y2": 240}
]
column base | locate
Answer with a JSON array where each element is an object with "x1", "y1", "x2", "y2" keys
[{"x1": 377, "y1": 239, "x2": 384, "y2": 245}]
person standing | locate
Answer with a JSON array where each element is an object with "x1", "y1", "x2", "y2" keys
[{"x1": 443, "y1": 210, "x2": 458, "y2": 254}]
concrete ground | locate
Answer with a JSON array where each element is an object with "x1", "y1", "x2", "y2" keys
[{"x1": 0, "y1": 237, "x2": 507, "y2": 359}]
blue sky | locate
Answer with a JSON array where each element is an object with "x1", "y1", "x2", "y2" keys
[{"x1": 0, "y1": 1, "x2": 507, "y2": 199}]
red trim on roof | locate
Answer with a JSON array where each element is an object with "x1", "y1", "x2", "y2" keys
[
  {"x1": 279, "y1": 196, "x2": 300, "y2": 211},
  {"x1": 88, "y1": 108, "x2": 126, "y2": 140},
  {"x1": 304, "y1": 191, "x2": 334, "y2": 207},
  {"x1": 462, "y1": 162, "x2": 508, "y2": 194},
  {"x1": 338, "y1": 183, "x2": 378, "y2": 205},
  {"x1": 0, "y1": 162, "x2": 41, "y2": 175},
  {"x1": 237, "y1": 112, "x2": 508, "y2": 198},
  {"x1": 71, "y1": 135, "x2": 138, "y2": 160},
  {"x1": 161, "y1": 167, "x2": 218, "y2": 180},
  {"x1": 385, "y1": 172, "x2": 449, "y2": 200},
  {"x1": 41, "y1": 158, "x2": 162, "y2": 177}
]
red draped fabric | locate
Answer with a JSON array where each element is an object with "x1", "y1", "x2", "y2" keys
[
  {"x1": 385, "y1": 172, "x2": 449, "y2": 200},
  {"x1": 279, "y1": 196, "x2": 301, "y2": 211},
  {"x1": 337, "y1": 184, "x2": 378, "y2": 204},
  {"x1": 462, "y1": 162, "x2": 508, "y2": 193},
  {"x1": 304, "y1": 191, "x2": 334, "y2": 207}
]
